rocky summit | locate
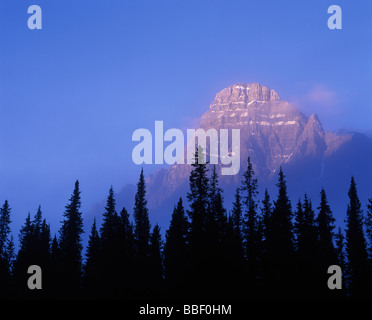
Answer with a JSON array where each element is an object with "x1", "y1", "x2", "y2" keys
[{"x1": 200, "y1": 83, "x2": 326, "y2": 176}]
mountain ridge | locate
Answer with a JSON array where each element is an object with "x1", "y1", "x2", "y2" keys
[{"x1": 87, "y1": 83, "x2": 372, "y2": 233}]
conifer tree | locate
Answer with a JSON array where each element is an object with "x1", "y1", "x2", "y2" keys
[
  {"x1": 1, "y1": 234, "x2": 15, "y2": 296},
  {"x1": 39, "y1": 219, "x2": 51, "y2": 267},
  {"x1": 133, "y1": 168, "x2": 152, "y2": 297},
  {"x1": 49, "y1": 235, "x2": 61, "y2": 298},
  {"x1": 134, "y1": 168, "x2": 151, "y2": 258},
  {"x1": 100, "y1": 186, "x2": 119, "y2": 294},
  {"x1": 294, "y1": 199, "x2": 304, "y2": 239},
  {"x1": 207, "y1": 165, "x2": 226, "y2": 245},
  {"x1": 58, "y1": 180, "x2": 84, "y2": 295},
  {"x1": 225, "y1": 211, "x2": 245, "y2": 297},
  {"x1": 0, "y1": 200, "x2": 11, "y2": 259},
  {"x1": 315, "y1": 188, "x2": 338, "y2": 297},
  {"x1": 50, "y1": 235, "x2": 60, "y2": 262},
  {"x1": 187, "y1": 146, "x2": 209, "y2": 248},
  {"x1": 266, "y1": 168, "x2": 295, "y2": 298},
  {"x1": 205, "y1": 165, "x2": 228, "y2": 296},
  {"x1": 231, "y1": 188, "x2": 243, "y2": 239},
  {"x1": 295, "y1": 195, "x2": 317, "y2": 260},
  {"x1": 317, "y1": 188, "x2": 336, "y2": 263},
  {"x1": 241, "y1": 157, "x2": 261, "y2": 292},
  {"x1": 86, "y1": 219, "x2": 100, "y2": 266},
  {"x1": 118, "y1": 206, "x2": 135, "y2": 268},
  {"x1": 186, "y1": 145, "x2": 209, "y2": 242},
  {"x1": 32, "y1": 207, "x2": 50, "y2": 273},
  {"x1": 334, "y1": 227, "x2": 347, "y2": 299},
  {"x1": 206, "y1": 166, "x2": 226, "y2": 258},
  {"x1": 230, "y1": 188, "x2": 245, "y2": 274},
  {"x1": 83, "y1": 218, "x2": 101, "y2": 296},
  {"x1": 14, "y1": 212, "x2": 32, "y2": 295},
  {"x1": 260, "y1": 189, "x2": 272, "y2": 243},
  {"x1": 149, "y1": 224, "x2": 163, "y2": 294},
  {"x1": 99, "y1": 187, "x2": 134, "y2": 297},
  {"x1": 365, "y1": 198, "x2": 372, "y2": 257},
  {"x1": 164, "y1": 198, "x2": 188, "y2": 295},
  {"x1": 0, "y1": 200, "x2": 12, "y2": 298},
  {"x1": 186, "y1": 146, "x2": 209, "y2": 296},
  {"x1": 119, "y1": 206, "x2": 134, "y2": 254},
  {"x1": 3, "y1": 235, "x2": 15, "y2": 276},
  {"x1": 15, "y1": 206, "x2": 50, "y2": 297},
  {"x1": 294, "y1": 195, "x2": 319, "y2": 297},
  {"x1": 33, "y1": 206, "x2": 42, "y2": 234},
  {"x1": 335, "y1": 227, "x2": 345, "y2": 267},
  {"x1": 117, "y1": 206, "x2": 136, "y2": 298},
  {"x1": 100, "y1": 186, "x2": 118, "y2": 244},
  {"x1": 259, "y1": 189, "x2": 272, "y2": 293},
  {"x1": 17, "y1": 213, "x2": 34, "y2": 263},
  {"x1": 345, "y1": 177, "x2": 370, "y2": 298}
]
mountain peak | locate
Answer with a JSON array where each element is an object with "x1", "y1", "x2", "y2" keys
[{"x1": 210, "y1": 83, "x2": 280, "y2": 110}]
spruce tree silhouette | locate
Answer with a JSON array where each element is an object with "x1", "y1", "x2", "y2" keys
[
  {"x1": 98, "y1": 186, "x2": 121, "y2": 297},
  {"x1": 231, "y1": 188, "x2": 243, "y2": 239},
  {"x1": 259, "y1": 189, "x2": 272, "y2": 295},
  {"x1": 83, "y1": 218, "x2": 101, "y2": 297},
  {"x1": 0, "y1": 201, "x2": 11, "y2": 254},
  {"x1": 100, "y1": 186, "x2": 118, "y2": 244},
  {"x1": 205, "y1": 165, "x2": 228, "y2": 297},
  {"x1": 118, "y1": 206, "x2": 135, "y2": 259},
  {"x1": 164, "y1": 197, "x2": 189, "y2": 297},
  {"x1": 229, "y1": 187, "x2": 245, "y2": 290},
  {"x1": 223, "y1": 214, "x2": 244, "y2": 298},
  {"x1": 334, "y1": 227, "x2": 347, "y2": 297},
  {"x1": 117, "y1": 206, "x2": 136, "y2": 298},
  {"x1": 0, "y1": 200, "x2": 12, "y2": 298},
  {"x1": 34, "y1": 207, "x2": 51, "y2": 297},
  {"x1": 316, "y1": 188, "x2": 338, "y2": 298},
  {"x1": 186, "y1": 146, "x2": 209, "y2": 298},
  {"x1": 260, "y1": 189, "x2": 272, "y2": 241},
  {"x1": 149, "y1": 224, "x2": 164, "y2": 296},
  {"x1": 241, "y1": 157, "x2": 261, "y2": 296},
  {"x1": 58, "y1": 180, "x2": 84, "y2": 298},
  {"x1": 3, "y1": 235, "x2": 14, "y2": 287},
  {"x1": 96, "y1": 187, "x2": 136, "y2": 298},
  {"x1": 134, "y1": 169, "x2": 151, "y2": 259},
  {"x1": 266, "y1": 168, "x2": 295, "y2": 298},
  {"x1": 206, "y1": 166, "x2": 226, "y2": 248},
  {"x1": 365, "y1": 198, "x2": 372, "y2": 258},
  {"x1": 317, "y1": 189, "x2": 336, "y2": 263},
  {"x1": 14, "y1": 206, "x2": 50, "y2": 298},
  {"x1": 15, "y1": 212, "x2": 33, "y2": 294},
  {"x1": 294, "y1": 195, "x2": 319, "y2": 298},
  {"x1": 49, "y1": 235, "x2": 62, "y2": 298},
  {"x1": 345, "y1": 177, "x2": 371, "y2": 299},
  {"x1": 133, "y1": 168, "x2": 151, "y2": 297}
]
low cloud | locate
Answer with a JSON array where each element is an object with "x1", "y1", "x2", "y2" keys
[
  {"x1": 290, "y1": 83, "x2": 342, "y2": 120},
  {"x1": 305, "y1": 84, "x2": 339, "y2": 107}
]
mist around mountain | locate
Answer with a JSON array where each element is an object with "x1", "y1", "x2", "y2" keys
[{"x1": 88, "y1": 83, "x2": 372, "y2": 234}]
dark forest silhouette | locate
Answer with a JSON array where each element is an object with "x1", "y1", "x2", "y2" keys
[{"x1": 1, "y1": 152, "x2": 372, "y2": 299}]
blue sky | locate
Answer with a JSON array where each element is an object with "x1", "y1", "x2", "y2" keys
[{"x1": 0, "y1": 0, "x2": 371, "y2": 232}]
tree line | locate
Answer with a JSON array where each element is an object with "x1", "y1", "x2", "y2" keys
[{"x1": 1, "y1": 151, "x2": 372, "y2": 299}]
